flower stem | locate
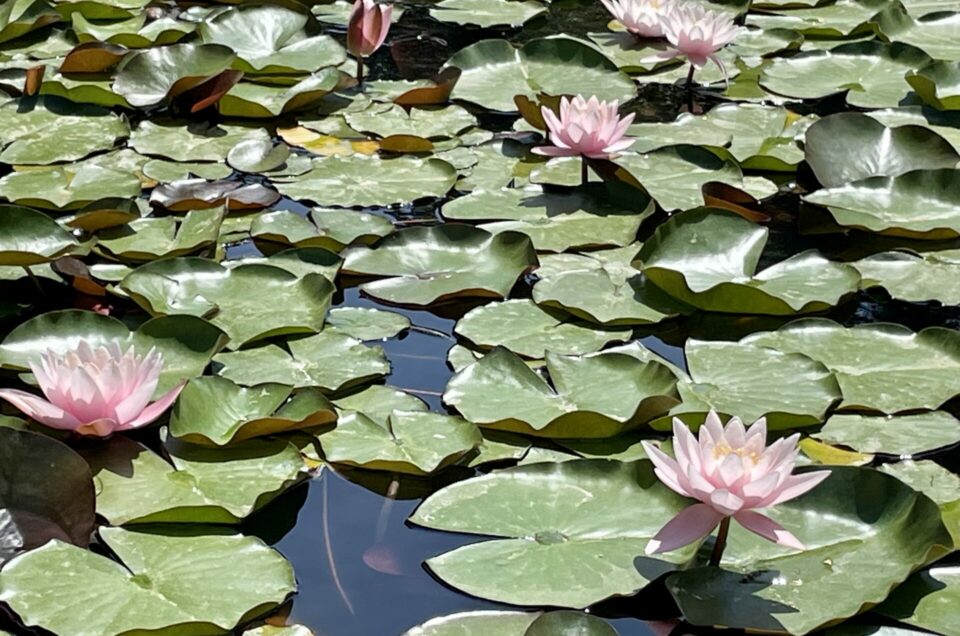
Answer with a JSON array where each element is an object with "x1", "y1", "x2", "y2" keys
[
  {"x1": 685, "y1": 63, "x2": 696, "y2": 89},
  {"x1": 580, "y1": 156, "x2": 588, "y2": 186},
  {"x1": 356, "y1": 57, "x2": 364, "y2": 84},
  {"x1": 709, "y1": 517, "x2": 731, "y2": 567}
]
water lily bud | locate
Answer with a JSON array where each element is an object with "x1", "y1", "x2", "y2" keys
[
  {"x1": 0, "y1": 342, "x2": 184, "y2": 437},
  {"x1": 348, "y1": 0, "x2": 393, "y2": 59}
]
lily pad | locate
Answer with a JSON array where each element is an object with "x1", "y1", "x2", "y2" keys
[
  {"x1": 410, "y1": 459, "x2": 696, "y2": 607},
  {"x1": 120, "y1": 257, "x2": 334, "y2": 347},
  {"x1": 0, "y1": 97, "x2": 128, "y2": 165},
  {"x1": 444, "y1": 347, "x2": 678, "y2": 438},
  {"x1": 342, "y1": 225, "x2": 538, "y2": 307},
  {"x1": 344, "y1": 103, "x2": 477, "y2": 140},
  {"x1": 325, "y1": 306, "x2": 409, "y2": 340},
  {"x1": 275, "y1": 155, "x2": 457, "y2": 207},
  {"x1": 170, "y1": 376, "x2": 337, "y2": 446},
  {"x1": 402, "y1": 611, "x2": 617, "y2": 635},
  {"x1": 872, "y1": 4, "x2": 960, "y2": 62},
  {"x1": 877, "y1": 566, "x2": 960, "y2": 636},
  {"x1": 319, "y1": 410, "x2": 482, "y2": 475},
  {"x1": 532, "y1": 246, "x2": 688, "y2": 326},
  {"x1": 664, "y1": 338, "x2": 841, "y2": 430},
  {"x1": 218, "y1": 70, "x2": 343, "y2": 118},
  {"x1": 72, "y1": 13, "x2": 195, "y2": 48},
  {"x1": 334, "y1": 384, "x2": 427, "y2": 423},
  {"x1": 803, "y1": 112, "x2": 960, "y2": 189},
  {"x1": 251, "y1": 209, "x2": 393, "y2": 254},
  {"x1": 638, "y1": 208, "x2": 860, "y2": 315},
  {"x1": 907, "y1": 61, "x2": 960, "y2": 111},
  {"x1": 441, "y1": 184, "x2": 654, "y2": 253},
  {"x1": 454, "y1": 299, "x2": 631, "y2": 358},
  {"x1": 814, "y1": 411, "x2": 960, "y2": 456},
  {"x1": 880, "y1": 460, "x2": 960, "y2": 545},
  {"x1": 0, "y1": 527, "x2": 296, "y2": 635},
  {"x1": 429, "y1": 0, "x2": 546, "y2": 27},
  {"x1": 113, "y1": 42, "x2": 236, "y2": 107},
  {"x1": 214, "y1": 331, "x2": 389, "y2": 392},
  {"x1": 129, "y1": 120, "x2": 271, "y2": 163},
  {"x1": 0, "y1": 309, "x2": 227, "y2": 395},
  {"x1": 198, "y1": 4, "x2": 345, "y2": 74},
  {"x1": 0, "y1": 154, "x2": 142, "y2": 210},
  {"x1": 96, "y1": 207, "x2": 224, "y2": 262},
  {"x1": 0, "y1": 426, "x2": 94, "y2": 565},
  {"x1": 667, "y1": 467, "x2": 952, "y2": 635},
  {"x1": 445, "y1": 37, "x2": 636, "y2": 113},
  {"x1": 0, "y1": 0, "x2": 59, "y2": 44},
  {"x1": 83, "y1": 434, "x2": 305, "y2": 524},
  {"x1": 228, "y1": 139, "x2": 290, "y2": 173},
  {"x1": 759, "y1": 41, "x2": 931, "y2": 109},
  {"x1": 804, "y1": 169, "x2": 960, "y2": 238},
  {"x1": 859, "y1": 249, "x2": 960, "y2": 300},
  {"x1": 0, "y1": 205, "x2": 90, "y2": 265},
  {"x1": 743, "y1": 319, "x2": 960, "y2": 413}
]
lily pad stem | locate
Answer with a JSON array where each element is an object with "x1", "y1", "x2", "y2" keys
[
  {"x1": 709, "y1": 516, "x2": 731, "y2": 567},
  {"x1": 356, "y1": 56, "x2": 364, "y2": 84},
  {"x1": 21, "y1": 266, "x2": 45, "y2": 297},
  {"x1": 580, "y1": 156, "x2": 589, "y2": 186}
]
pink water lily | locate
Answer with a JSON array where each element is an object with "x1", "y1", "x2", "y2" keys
[
  {"x1": 641, "y1": 411, "x2": 829, "y2": 557},
  {"x1": 660, "y1": 4, "x2": 741, "y2": 83},
  {"x1": 600, "y1": 0, "x2": 677, "y2": 38},
  {"x1": 348, "y1": 0, "x2": 392, "y2": 82},
  {"x1": 0, "y1": 342, "x2": 184, "y2": 437},
  {"x1": 533, "y1": 95, "x2": 635, "y2": 160}
]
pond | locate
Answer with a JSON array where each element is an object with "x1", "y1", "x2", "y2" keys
[{"x1": 0, "y1": 0, "x2": 958, "y2": 635}]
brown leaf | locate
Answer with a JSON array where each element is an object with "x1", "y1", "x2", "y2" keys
[
  {"x1": 23, "y1": 65, "x2": 45, "y2": 97},
  {"x1": 701, "y1": 181, "x2": 770, "y2": 223},
  {"x1": 150, "y1": 179, "x2": 280, "y2": 212},
  {"x1": 59, "y1": 43, "x2": 129, "y2": 74},
  {"x1": 378, "y1": 134, "x2": 434, "y2": 153},
  {"x1": 394, "y1": 67, "x2": 461, "y2": 107}
]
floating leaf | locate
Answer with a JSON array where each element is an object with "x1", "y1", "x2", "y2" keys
[
  {"x1": 171, "y1": 376, "x2": 337, "y2": 446},
  {"x1": 0, "y1": 205, "x2": 90, "y2": 265},
  {"x1": 0, "y1": 154, "x2": 142, "y2": 210},
  {"x1": 907, "y1": 60, "x2": 960, "y2": 111},
  {"x1": 120, "y1": 258, "x2": 334, "y2": 347},
  {"x1": 814, "y1": 411, "x2": 960, "y2": 456},
  {"x1": 857, "y1": 249, "x2": 960, "y2": 303},
  {"x1": 251, "y1": 209, "x2": 393, "y2": 254},
  {"x1": 0, "y1": 427, "x2": 94, "y2": 566},
  {"x1": 744, "y1": 319, "x2": 960, "y2": 413},
  {"x1": 113, "y1": 42, "x2": 236, "y2": 107},
  {"x1": 129, "y1": 120, "x2": 271, "y2": 163},
  {"x1": 150, "y1": 179, "x2": 280, "y2": 212},
  {"x1": 319, "y1": 410, "x2": 481, "y2": 475},
  {"x1": 667, "y1": 467, "x2": 952, "y2": 635},
  {"x1": 410, "y1": 460, "x2": 696, "y2": 607},
  {"x1": 445, "y1": 347, "x2": 678, "y2": 438},
  {"x1": 227, "y1": 138, "x2": 290, "y2": 173},
  {"x1": 344, "y1": 103, "x2": 477, "y2": 140},
  {"x1": 0, "y1": 527, "x2": 296, "y2": 635},
  {"x1": 95, "y1": 207, "x2": 224, "y2": 262},
  {"x1": 638, "y1": 208, "x2": 860, "y2": 314},
  {"x1": 218, "y1": 70, "x2": 343, "y2": 118},
  {"x1": 214, "y1": 331, "x2": 389, "y2": 392},
  {"x1": 325, "y1": 306, "x2": 409, "y2": 340},
  {"x1": 880, "y1": 460, "x2": 960, "y2": 545},
  {"x1": 429, "y1": 0, "x2": 545, "y2": 27},
  {"x1": 72, "y1": 13, "x2": 194, "y2": 48}
]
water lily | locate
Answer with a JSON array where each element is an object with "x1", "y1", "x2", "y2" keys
[
  {"x1": 347, "y1": 0, "x2": 392, "y2": 83},
  {"x1": 534, "y1": 95, "x2": 635, "y2": 184},
  {"x1": 600, "y1": 0, "x2": 676, "y2": 38},
  {"x1": 642, "y1": 411, "x2": 829, "y2": 564},
  {"x1": 660, "y1": 3, "x2": 742, "y2": 85},
  {"x1": 0, "y1": 342, "x2": 184, "y2": 437}
]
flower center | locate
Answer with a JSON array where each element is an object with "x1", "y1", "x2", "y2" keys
[{"x1": 713, "y1": 443, "x2": 760, "y2": 465}]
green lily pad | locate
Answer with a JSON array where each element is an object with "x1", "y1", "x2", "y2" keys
[
  {"x1": 325, "y1": 306, "x2": 409, "y2": 340},
  {"x1": 429, "y1": 0, "x2": 546, "y2": 27},
  {"x1": 454, "y1": 299, "x2": 631, "y2": 358},
  {"x1": 0, "y1": 309, "x2": 227, "y2": 395},
  {"x1": 804, "y1": 112, "x2": 960, "y2": 189},
  {"x1": 0, "y1": 154, "x2": 142, "y2": 210},
  {"x1": 0, "y1": 205, "x2": 90, "y2": 265},
  {"x1": 218, "y1": 70, "x2": 343, "y2": 118},
  {"x1": 113, "y1": 42, "x2": 236, "y2": 107},
  {"x1": 533, "y1": 246, "x2": 690, "y2": 326},
  {"x1": 227, "y1": 139, "x2": 290, "y2": 173},
  {"x1": 853, "y1": 250, "x2": 960, "y2": 305},
  {"x1": 804, "y1": 169, "x2": 960, "y2": 238},
  {"x1": 444, "y1": 347, "x2": 678, "y2": 438},
  {"x1": 814, "y1": 411, "x2": 960, "y2": 456},
  {"x1": 198, "y1": 4, "x2": 345, "y2": 74},
  {"x1": 744, "y1": 318, "x2": 960, "y2": 413},
  {"x1": 877, "y1": 566, "x2": 960, "y2": 636},
  {"x1": 52, "y1": 0, "x2": 149, "y2": 19},
  {"x1": 342, "y1": 225, "x2": 538, "y2": 307},
  {"x1": 0, "y1": 0, "x2": 59, "y2": 44},
  {"x1": 760, "y1": 41, "x2": 931, "y2": 109},
  {"x1": 747, "y1": 1, "x2": 882, "y2": 39},
  {"x1": 129, "y1": 120, "x2": 271, "y2": 162},
  {"x1": 667, "y1": 467, "x2": 952, "y2": 635},
  {"x1": 872, "y1": 4, "x2": 960, "y2": 61},
  {"x1": 39, "y1": 71, "x2": 132, "y2": 108},
  {"x1": 214, "y1": 331, "x2": 389, "y2": 392},
  {"x1": 0, "y1": 97, "x2": 128, "y2": 165},
  {"x1": 0, "y1": 427, "x2": 94, "y2": 565},
  {"x1": 638, "y1": 208, "x2": 860, "y2": 315},
  {"x1": 82, "y1": 434, "x2": 305, "y2": 524},
  {"x1": 907, "y1": 61, "x2": 960, "y2": 110},
  {"x1": 880, "y1": 460, "x2": 960, "y2": 545},
  {"x1": 72, "y1": 13, "x2": 195, "y2": 47},
  {"x1": 445, "y1": 37, "x2": 636, "y2": 112},
  {"x1": 334, "y1": 385, "x2": 427, "y2": 424},
  {"x1": 251, "y1": 209, "x2": 393, "y2": 254},
  {"x1": 244, "y1": 626, "x2": 314, "y2": 636},
  {"x1": 0, "y1": 527, "x2": 296, "y2": 635},
  {"x1": 142, "y1": 159, "x2": 232, "y2": 183},
  {"x1": 628, "y1": 104, "x2": 810, "y2": 171},
  {"x1": 441, "y1": 184, "x2": 654, "y2": 253},
  {"x1": 227, "y1": 247, "x2": 342, "y2": 281},
  {"x1": 120, "y1": 257, "x2": 334, "y2": 348},
  {"x1": 664, "y1": 338, "x2": 841, "y2": 430},
  {"x1": 96, "y1": 207, "x2": 224, "y2": 262},
  {"x1": 275, "y1": 155, "x2": 457, "y2": 207},
  {"x1": 402, "y1": 611, "x2": 617, "y2": 635},
  {"x1": 170, "y1": 376, "x2": 337, "y2": 446},
  {"x1": 457, "y1": 140, "x2": 526, "y2": 192},
  {"x1": 410, "y1": 459, "x2": 696, "y2": 607},
  {"x1": 344, "y1": 103, "x2": 477, "y2": 140},
  {"x1": 319, "y1": 410, "x2": 482, "y2": 475}
]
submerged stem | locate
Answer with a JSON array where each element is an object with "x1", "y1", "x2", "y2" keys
[
  {"x1": 580, "y1": 156, "x2": 589, "y2": 186},
  {"x1": 709, "y1": 516, "x2": 731, "y2": 567},
  {"x1": 356, "y1": 56, "x2": 364, "y2": 84}
]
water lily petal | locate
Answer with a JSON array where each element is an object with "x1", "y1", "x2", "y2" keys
[{"x1": 645, "y1": 503, "x2": 724, "y2": 554}]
